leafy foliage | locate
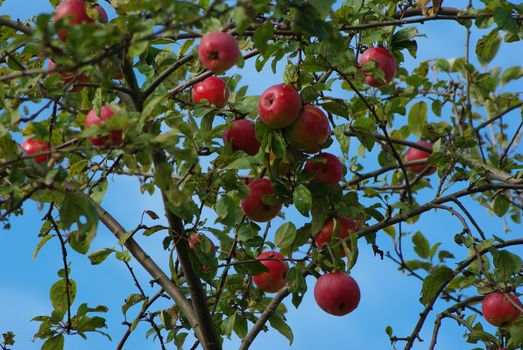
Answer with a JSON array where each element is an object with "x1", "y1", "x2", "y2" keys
[{"x1": 0, "y1": 0, "x2": 522, "y2": 350}]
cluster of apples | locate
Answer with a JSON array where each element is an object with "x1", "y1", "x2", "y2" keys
[
  {"x1": 191, "y1": 31, "x2": 369, "y2": 316},
  {"x1": 21, "y1": 1, "x2": 124, "y2": 163},
  {"x1": 20, "y1": 6, "x2": 438, "y2": 318}
]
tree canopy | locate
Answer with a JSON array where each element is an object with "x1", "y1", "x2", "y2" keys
[{"x1": 1, "y1": 1, "x2": 523, "y2": 350}]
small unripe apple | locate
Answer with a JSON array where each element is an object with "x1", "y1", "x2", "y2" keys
[
  {"x1": 192, "y1": 76, "x2": 230, "y2": 108},
  {"x1": 252, "y1": 251, "x2": 288, "y2": 293},
  {"x1": 222, "y1": 119, "x2": 260, "y2": 156},
  {"x1": 315, "y1": 217, "x2": 361, "y2": 256},
  {"x1": 359, "y1": 47, "x2": 397, "y2": 88},
  {"x1": 188, "y1": 234, "x2": 216, "y2": 253},
  {"x1": 85, "y1": 105, "x2": 122, "y2": 146},
  {"x1": 198, "y1": 32, "x2": 240, "y2": 74},
  {"x1": 48, "y1": 59, "x2": 89, "y2": 93},
  {"x1": 482, "y1": 292, "x2": 522, "y2": 327},
  {"x1": 304, "y1": 153, "x2": 343, "y2": 185},
  {"x1": 21, "y1": 138, "x2": 50, "y2": 164},
  {"x1": 258, "y1": 84, "x2": 302, "y2": 129},
  {"x1": 54, "y1": 0, "x2": 108, "y2": 41},
  {"x1": 240, "y1": 178, "x2": 282, "y2": 222},
  {"x1": 404, "y1": 141, "x2": 436, "y2": 175},
  {"x1": 188, "y1": 234, "x2": 216, "y2": 274},
  {"x1": 284, "y1": 105, "x2": 330, "y2": 153},
  {"x1": 314, "y1": 272, "x2": 361, "y2": 316}
]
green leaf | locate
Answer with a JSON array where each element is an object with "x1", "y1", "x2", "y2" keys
[
  {"x1": 476, "y1": 29, "x2": 501, "y2": 66},
  {"x1": 274, "y1": 222, "x2": 297, "y2": 249},
  {"x1": 352, "y1": 117, "x2": 376, "y2": 151},
  {"x1": 234, "y1": 314, "x2": 248, "y2": 339},
  {"x1": 392, "y1": 27, "x2": 419, "y2": 43},
  {"x1": 508, "y1": 319, "x2": 523, "y2": 347},
  {"x1": 59, "y1": 193, "x2": 98, "y2": 236},
  {"x1": 493, "y1": 6, "x2": 518, "y2": 35},
  {"x1": 492, "y1": 249, "x2": 523, "y2": 279},
  {"x1": 269, "y1": 314, "x2": 293, "y2": 344},
  {"x1": 88, "y1": 248, "x2": 115, "y2": 265},
  {"x1": 237, "y1": 223, "x2": 260, "y2": 242},
  {"x1": 293, "y1": 185, "x2": 312, "y2": 217},
  {"x1": 408, "y1": 102, "x2": 427, "y2": 138},
  {"x1": 50, "y1": 279, "x2": 77, "y2": 319},
  {"x1": 215, "y1": 195, "x2": 242, "y2": 226},
  {"x1": 42, "y1": 335, "x2": 64, "y2": 350},
  {"x1": 231, "y1": 7, "x2": 251, "y2": 33},
  {"x1": 221, "y1": 313, "x2": 236, "y2": 338},
  {"x1": 412, "y1": 231, "x2": 430, "y2": 259},
  {"x1": 493, "y1": 194, "x2": 510, "y2": 217},
  {"x1": 420, "y1": 266, "x2": 453, "y2": 305},
  {"x1": 501, "y1": 66, "x2": 523, "y2": 85},
  {"x1": 234, "y1": 259, "x2": 268, "y2": 275},
  {"x1": 154, "y1": 162, "x2": 173, "y2": 191},
  {"x1": 121, "y1": 294, "x2": 145, "y2": 316},
  {"x1": 467, "y1": 330, "x2": 498, "y2": 344},
  {"x1": 308, "y1": 0, "x2": 335, "y2": 18},
  {"x1": 253, "y1": 21, "x2": 274, "y2": 51},
  {"x1": 33, "y1": 234, "x2": 54, "y2": 259},
  {"x1": 286, "y1": 267, "x2": 307, "y2": 308}
]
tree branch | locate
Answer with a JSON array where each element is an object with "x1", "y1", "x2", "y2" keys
[
  {"x1": 239, "y1": 288, "x2": 291, "y2": 350},
  {"x1": 90, "y1": 200, "x2": 202, "y2": 340}
]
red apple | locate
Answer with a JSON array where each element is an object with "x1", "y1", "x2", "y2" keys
[
  {"x1": 315, "y1": 217, "x2": 361, "y2": 256},
  {"x1": 54, "y1": 0, "x2": 108, "y2": 41},
  {"x1": 258, "y1": 84, "x2": 302, "y2": 129},
  {"x1": 85, "y1": 105, "x2": 122, "y2": 146},
  {"x1": 240, "y1": 178, "x2": 282, "y2": 222},
  {"x1": 404, "y1": 141, "x2": 435, "y2": 175},
  {"x1": 359, "y1": 47, "x2": 397, "y2": 88},
  {"x1": 21, "y1": 138, "x2": 50, "y2": 164},
  {"x1": 192, "y1": 76, "x2": 230, "y2": 108},
  {"x1": 197, "y1": 32, "x2": 240, "y2": 74},
  {"x1": 284, "y1": 104, "x2": 330, "y2": 153},
  {"x1": 48, "y1": 59, "x2": 89, "y2": 92},
  {"x1": 304, "y1": 153, "x2": 343, "y2": 185},
  {"x1": 252, "y1": 251, "x2": 288, "y2": 293},
  {"x1": 482, "y1": 292, "x2": 522, "y2": 327},
  {"x1": 222, "y1": 119, "x2": 260, "y2": 156},
  {"x1": 314, "y1": 272, "x2": 361, "y2": 316}
]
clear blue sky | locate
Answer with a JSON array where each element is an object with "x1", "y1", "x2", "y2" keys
[{"x1": 1, "y1": 1, "x2": 522, "y2": 350}]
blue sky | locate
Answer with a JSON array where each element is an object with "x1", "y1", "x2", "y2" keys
[{"x1": 1, "y1": 1, "x2": 522, "y2": 350}]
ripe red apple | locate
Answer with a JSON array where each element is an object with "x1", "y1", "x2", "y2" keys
[
  {"x1": 54, "y1": 0, "x2": 108, "y2": 41},
  {"x1": 48, "y1": 59, "x2": 89, "y2": 92},
  {"x1": 482, "y1": 292, "x2": 522, "y2": 327},
  {"x1": 252, "y1": 251, "x2": 288, "y2": 293},
  {"x1": 240, "y1": 178, "x2": 282, "y2": 222},
  {"x1": 85, "y1": 105, "x2": 122, "y2": 146},
  {"x1": 284, "y1": 104, "x2": 330, "y2": 153},
  {"x1": 192, "y1": 76, "x2": 230, "y2": 108},
  {"x1": 258, "y1": 84, "x2": 302, "y2": 129},
  {"x1": 404, "y1": 141, "x2": 436, "y2": 175},
  {"x1": 21, "y1": 139, "x2": 50, "y2": 164},
  {"x1": 359, "y1": 47, "x2": 397, "y2": 88},
  {"x1": 315, "y1": 217, "x2": 362, "y2": 256},
  {"x1": 222, "y1": 119, "x2": 260, "y2": 156},
  {"x1": 314, "y1": 272, "x2": 361, "y2": 316},
  {"x1": 304, "y1": 153, "x2": 343, "y2": 185},
  {"x1": 198, "y1": 32, "x2": 240, "y2": 74}
]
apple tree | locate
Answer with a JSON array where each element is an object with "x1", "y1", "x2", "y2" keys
[{"x1": 1, "y1": 0, "x2": 523, "y2": 349}]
